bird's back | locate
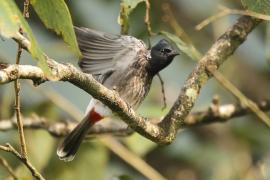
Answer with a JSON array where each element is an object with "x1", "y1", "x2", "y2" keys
[{"x1": 75, "y1": 27, "x2": 152, "y2": 108}]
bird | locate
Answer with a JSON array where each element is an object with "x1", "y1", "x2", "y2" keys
[{"x1": 57, "y1": 27, "x2": 179, "y2": 161}]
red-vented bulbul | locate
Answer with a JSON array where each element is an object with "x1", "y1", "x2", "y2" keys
[{"x1": 57, "y1": 27, "x2": 179, "y2": 161}]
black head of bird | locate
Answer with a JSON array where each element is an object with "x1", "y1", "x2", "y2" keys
[{"x1": 148, "y1": 39, "x2": 179, "y2": 75}]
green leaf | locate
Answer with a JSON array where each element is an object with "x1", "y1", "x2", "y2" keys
[
  {"x1": 0, "y1": 0, "x2": 50, "y2": 74},
  {"x1": 241, "y1": 0, "x2": 270, "y2": 15},
  {"x1": 118, "y1": 0, "x2": 145, "y2": 34},
  {"x1": 242, "y1": 1, "x2": 270, "y2": 66},
  {"x1": 30, "y1": 0, "x2": 81, "y2": 57},
  {"x1": 160, "y1": 31, "x2": 202, "y2": 61}
]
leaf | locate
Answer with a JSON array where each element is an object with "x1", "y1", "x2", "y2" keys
[
  {"x1": 118, "y1": 0, "x2": 145, "y2": 34},
  {"x1": 30, "y1": 0, "x2": 81, "y2": 57},
  {"x1": 241, "y1": 0, "x2": 270, "y2": 15},
  {"x1": 160, "y1": 31, "x2": 202, "y2": 61},
  {"x1": 0, "y1": 0, "x2": 50, "y2": 74},
  {"x1": 242, "y1": 1, "x2": 270, "y2": 66}
]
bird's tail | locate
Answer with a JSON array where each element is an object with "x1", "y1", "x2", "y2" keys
[{"x1": 57, "y1": 115, "x2": 94, "y2": 162}]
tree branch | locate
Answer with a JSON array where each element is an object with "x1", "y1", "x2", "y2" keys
[
  {"x1": 0, "y1": 16, "x2": 261, "y2": 144},
  {"x1": 0, "y1": 57, "x2": 163, "y2": 141},
  {"x1": 0, "y1": 157, "x2": 18, "y2": 180},
  {"x1": 184, "y1": 99, "x2": 270, "y2": 127},
  {"x1": 0, "y1": 144, "x2": 44, "y2": 179},
  {"x1": 1, "y1": 100, "x2": 269, "y2": 136},
  {"x1": 158, "y1": 16, "x2": 261, "y2": 143},
  {"x1": 0, "y1": 114, "x2": 132, "y2": 137}
]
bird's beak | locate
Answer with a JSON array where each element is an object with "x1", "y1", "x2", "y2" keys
[{"x1": 170, "y1": 50, "x2": 180, "y2": 57}]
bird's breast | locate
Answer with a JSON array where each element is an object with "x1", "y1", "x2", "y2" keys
[
  {"x1": 118, "y1": 71, "x2": 152, "y2": 109},
  {"x1": 104, "y1": 68, "x2": 152, "y2": 109},
  {"x1": 102, "y1": 54, "x2": 152, "y2": 108}
]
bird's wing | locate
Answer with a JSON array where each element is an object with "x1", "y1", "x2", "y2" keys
[{"x1": 75, "y1": 27, "x2": 147, "y2": 83}]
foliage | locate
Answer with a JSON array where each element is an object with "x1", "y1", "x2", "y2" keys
[
  {"x1": 0, "y1": 0, "x2": 80, "y2": 76},
  {"x1": 118, "y1": 0, "x2": 145, "y2": 34},
  {"x1": 30, "y1": 0, "x2": 81, "y2": 57},
  {"x1": 160, "y1": 31, "x2": 202, "y2": 61},
  {"x1": 241, "y1": 0, "x2": 270, "y2": 14},
  {"x1": 0, "y1": 0, "x2": 49, "y2": 74}
]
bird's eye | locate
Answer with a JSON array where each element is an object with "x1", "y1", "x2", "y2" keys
[{"x1": 162, "y1": 48, "x2": 171, "y2": 53}]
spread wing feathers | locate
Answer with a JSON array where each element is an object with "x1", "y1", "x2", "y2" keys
[{"x1": 75, "y1": 27, "x2": 147, "y2": 82}]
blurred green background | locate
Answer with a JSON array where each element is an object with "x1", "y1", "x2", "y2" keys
[{"x1": 0, "y1": 0, "x2": 270, "y2": 179}]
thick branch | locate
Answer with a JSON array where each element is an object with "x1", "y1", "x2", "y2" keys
[
  {"x1": 0, "y1": 59, "x2": 162, "y2": 141},
  {"x1": 158, "y1": 16, "x2": 261, "y2": 143},
  {"x1": 0, "y1": 16, "x2": 261, "y2": 144}
]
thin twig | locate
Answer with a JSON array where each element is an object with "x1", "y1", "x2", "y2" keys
[
  {"x1": 99, "y1": 136, "x2": 166, "y2": 180},
  {"x1": 195, "y1": 7, "x2": 231, "y2": 31},
  {"x1": 161, "y1": 2, "x2": 202, "y2": 61},
  {"x1": 0, "y1": 144, "x2": 44, "y2": 180},
  {"x1": 144, "y1": 0, "x2": 152, "y2": 36},
  {"x1": 30, "y1": 85, "x2": 83, "y2": 121},
  {"x1": 14, "y1": 43, "x2": 27, "y2": 157},
  {"x1": 157, "y1": 73, "x2": 167, "y2": 110},
  {"x1": 13, "y1": 0, "x2": 30, "y2": 161},
  {"x1": 207, "y1": 67, "x2": 270, "y2": 127},
  {"x1": 144, "y1": 0, "x2": 153, "y2": 47},
  {"x1": 161, "y1": 2, "x2": 194, "y2": 44},
  {"x1": 258, "y1": 161, "x2": 267, "y2": 180},
  {"x1": 144, "y1": 1, "x2": 167, "y2": 110},
  {"x1": 8, "y1": 2, "x2": 45, "y2": 179},
  {"x1": 0, "y1": 157, "x2": 18, "y2": 180},
  {"x1": 23, "y1": 0, "x2": 30, "y2": 18},
  {"x1": 195, "y1": 6, "x2": 270, "y2": 31}
]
